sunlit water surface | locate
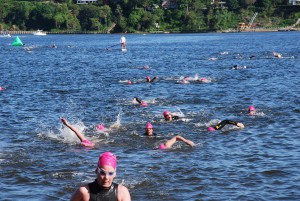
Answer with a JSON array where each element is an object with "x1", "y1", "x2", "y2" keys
[{"x1": 0, "y1": 32, "x2": 300, "y2": 200}]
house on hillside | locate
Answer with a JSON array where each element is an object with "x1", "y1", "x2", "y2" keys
[
  {"x1": 77, "y1": 0, "x2": 97, "y2": 4},
  {"x1": 211, "y1": 0, "x2": 226, "y2": 8},
  {"x1": 162, "y1": 0, "x2": 177, "y2": 9},
  {"x1": 289, "y1": 0, "x2": 300, "y2": 5}
]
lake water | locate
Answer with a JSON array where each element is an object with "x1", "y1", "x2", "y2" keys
[{"x1": 0, "y1": 32, "x2": 300, "y2": 200}]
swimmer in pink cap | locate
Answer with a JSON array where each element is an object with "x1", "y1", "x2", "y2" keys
[
  {"x1": 158, "y1": 135, "x2": 194, "y2": 150},
  {"x1": 248, "y1": 105, "x2": 256, "y2": 116},
  {"x1": 144, "y1": 122, "x2": 157, "y2": 136},
  {"x1": 163, "y1": 110, "x2": 180, "y2": 121},
  {"x1": 60, "y1": 118, "x2": 94, "y2": 147},
  {"x1": 146, "y1": 76, "x2": 157, "y2": 83},
  {"x1": 0, "y1": 86, "x2": 5, "y2": 91},
  {"x1": 70, "y1": 151, "x2": 131, "y2": 201},
  {"x1": 133, "y1": 97, "x2": 148, "y2": 107},
  {"x1": 199, "y1": 77, "x2": 209, "y2": 83},
  {"x1": 207, "y1": 120, "x2": 244, "y2": 132},
  {"x1": 96, "y1": 124, "x2": 106, "y2": 131}
]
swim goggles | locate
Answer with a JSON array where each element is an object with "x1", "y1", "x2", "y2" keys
[{"x1": 97, "y1": 168, "x2": 115, "y2": 177}]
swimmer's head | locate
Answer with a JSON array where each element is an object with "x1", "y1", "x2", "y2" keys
[
  {"x1": 248, "y1": 105, "x2": 256, "y2": 115},
  {"x1": 248, "y1": 105, "x2": 256, "y2": 111},
  {"x1": 207, "y1": 127, "x2": 216, "y2": 132},
  {"x1": 145, "y1": 122, "x2": 153, "y2": 129},
  {"x1": 159, "y1": 143, "x2": 167, "y2": 150},
  {"x1": 98, "y1": 152, "x2": 117, "y2": 169},
  {"x1": 96, "y1": 124, "x2": 105, "y2": 131},
  {"x1": 163, "y1": 111, "x2": 170, "y2": 117},
  {"x1": 127, "y1": 80, "x2": 132, "y2": 84},
  {"x1": 141, "y1": 101, "x2": 147, "y2": 107},
  {"x1": 163, "y1": 111, "x2": 172, "y2": 121}
]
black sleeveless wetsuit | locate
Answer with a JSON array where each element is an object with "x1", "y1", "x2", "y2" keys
[
  {"x1": 88, "y1": 179, "x2": 118, "y2": 201},
  {"x1": 214, "y1": 120, "x2": 238, "y2": 130},
  {"x1": 172, "y1": 116, "x2": 180, "y2": 120},
  {"x1": 144, "y1": 132, "x2": 157, "y2": 136}
]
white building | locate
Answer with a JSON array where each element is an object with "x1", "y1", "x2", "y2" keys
[
  {"x1": 289, "y1": 0, "x2": 300, "y2": 5},
  {"x1": 77, "y1": 0, "x2": 98, "y2": 4}
]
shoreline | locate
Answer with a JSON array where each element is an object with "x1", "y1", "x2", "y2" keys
[{"x1": 3, "y1": 28, "x2": 299, "y2": 35}]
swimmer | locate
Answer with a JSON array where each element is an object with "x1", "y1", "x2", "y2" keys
[
  {"x1": 95, "y1": 124, "x2": 106, "y2": 132},
  {"x1": 146, "y1": 76, "x2": 157, "y2": 83},
  {"x1": 70, "y1": 152, "x2": 131, "y2": 201},
  {"x1": 273, "y1": 52, "x2": 282, "y2": 58},
  {"x1": 198, "y1": 77, "x2": 209, "y2": 83},
  {"x1": 232, "y1": 65, "x2": 246, "y2": 70},
  {"x1": 207, "y1": 120, "x2": 244, "y2": 132},
  {"x1": 179, "y1": 76, "x2": 190, "y2": 84},
  {"x1": 249, "y1": 55, "x2": 256, "y2": 59},
  {"x1": 144, "y1": 122, "x2": 157, "y2": 136},
  {"x1": 0, "y1": 86, "x2": 5, "y2": 91},
  {"x1": 248, "y1": 105, "x2": 256, "y2": 116},
  {"x1": 163, "y1": 111, "x2": 180, "y2": 121},
  {"x1": 60, "y1": 117, "x2": 94, "y2": 147},
  {"x1": 120, "y1": 35, "x2": 126, "y2": 49},
  {"x1": 159, "y1": 135, "x2": 194, "y2": 150},
  {"x1": 133, "y1": 97, "x2": 147, "y2": 107}
]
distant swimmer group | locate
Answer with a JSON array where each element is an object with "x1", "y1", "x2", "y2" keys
[{"x1": 207, "y1": 120, "x2": 244, "y2": 132}]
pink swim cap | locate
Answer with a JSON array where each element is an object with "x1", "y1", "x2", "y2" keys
[
  {"x1": 248, "y1": 105, "x2": 256, "y2": 111},
  {"x1": 200, "y1": 77, "x2": 207, "y2": 81},
  {"x1": 98, "y1": 152, "x2": 117, "y2": 169},
  {"x1": 141, "y1": 101, "x2": 147, "y2": 107},
  {"x1": 146, "y1": 76, "x2": 150, "y2": 79},
  {"x1": 163, "y1": 111, "x2": 170, "y2": 117},
  {"x1": 0, "y1": 87, "x2": 5, "y2": 91},
  {"x1": 159, "y1": 143, "x2": 167, "y2": 150},
  {"x1": 207, "y1": 127, "x2": 216, "y2": 132},
  {"x1": 145, "y1": 122, "x2": 153, "y2": 129},
  {"x1": 127, "y1": 80, "x2": 132, "y2": 84},
  {"x1": 96, "y1": 124, "x2": 105, "y2": 131}
]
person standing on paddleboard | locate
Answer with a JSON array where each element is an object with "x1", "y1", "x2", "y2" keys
[{"x1": 120, "y1": 35, "x2": 126, "y2": 49}]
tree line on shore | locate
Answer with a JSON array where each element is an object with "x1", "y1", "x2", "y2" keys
[{"x1": 0, "y1": 0, "x2": 299, "y2": 33}]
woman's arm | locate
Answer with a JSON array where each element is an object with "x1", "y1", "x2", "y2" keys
[{"x1": 61, "y1": 118, "x2": 86, "y2": 142}]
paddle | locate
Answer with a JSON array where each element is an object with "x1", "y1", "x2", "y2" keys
[{"x1": 105, "y1": 44, "x2": 119, "y2": 50}]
